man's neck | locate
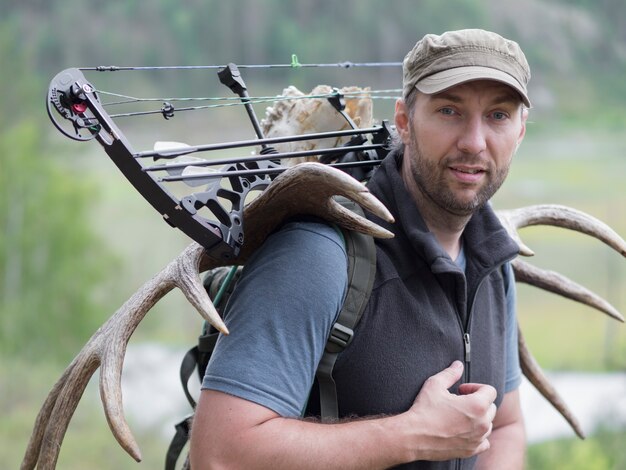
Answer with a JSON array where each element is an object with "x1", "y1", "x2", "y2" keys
[
  {"x1": 417, "y1": 197, "x2": 469, "y2": 261},
  {"x1": 401, "y1": 166, "x2": 470, "y2": 260}
]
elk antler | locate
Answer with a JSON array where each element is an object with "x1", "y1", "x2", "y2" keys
[
  {"x1": 21, "y1": 162, "x2": 394, "y2": 470},
  {"x1": 496, "y1": 204, "x2": 626, "y2": 438}
]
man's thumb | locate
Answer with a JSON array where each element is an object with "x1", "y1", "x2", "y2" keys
[{"x1": 432, "y1": 360, "x2": 464, "y2": 389}]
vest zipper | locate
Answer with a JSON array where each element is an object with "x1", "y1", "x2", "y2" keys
[
  {"x1": 463, "y1": 332, "x2": 471, "y2": 384},
  {"x1": 454, "y1": 305, "x2": 470, "y2": 384},
  {"x1": 455, "y1": 273, "x2": 495, "y2": 469},
  {"x1": 463, "y1": 257, "x2": 516, "y2": 386},
  {"x1": 456, "y1": 255, "x2": 516, "y2": 469},
  {"x1": 463, "y1": 333, "x2": 471, "y2": 363},
  {"x1": 454, "y1": 333, "x2": 471, "y2": 470}
]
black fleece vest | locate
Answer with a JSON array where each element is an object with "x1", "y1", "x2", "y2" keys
[{"x1": 307, "y1": 151, "x2": 519, "y2": 469}]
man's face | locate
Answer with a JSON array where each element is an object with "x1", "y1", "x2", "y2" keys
[{"x1": 396, "y1": 80, "x2": 527, "y2": 217}]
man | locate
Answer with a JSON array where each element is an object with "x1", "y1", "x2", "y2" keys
[{"x1": 190, "y1": 29, "x2": 529, "y2": 469}]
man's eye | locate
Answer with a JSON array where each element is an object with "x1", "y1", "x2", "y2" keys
[
  {"x1": 439, "y1": 107, "x2": 455, "y2": 116},
  {"x1": 491, "y1": 111, "x2": 508, "y2": 120}
]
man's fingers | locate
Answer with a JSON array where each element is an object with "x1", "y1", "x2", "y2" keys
[
  {"x1": 487, "y1": 402, "x2": 497, "y2": 423},
  {"x1": 476, "y1": 437, "x2": 491, "y2": 455},
  {"x1": 458, "y1": 383, "x2": 481, "y2": 395},
  {"x1": 458, "y1": 382, "x2": 497, "y2": 403}
]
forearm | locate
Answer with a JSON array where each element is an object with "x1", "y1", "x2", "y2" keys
[
  {"x1": 474, "y1": 418, "x2": 526, "y2": 470},
  {"x1": 475, "y1": 388, "x2": 526, "y2": 469},
  {"x1": 191, "y1": 409, "x2": 413, "y2": 469},
  {"x1": 242, "y1": 415, "x2": 413, "y2": 469}
]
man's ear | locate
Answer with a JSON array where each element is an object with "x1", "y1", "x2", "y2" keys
[
  {"x1": 517, "y1": 107, "x2": 529, "y2": 148},
  {"x1": 394, "y1": 99, "x2": 411, "y2": 145}
]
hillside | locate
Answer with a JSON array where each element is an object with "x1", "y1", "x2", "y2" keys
[{"x1": 3, "y1": 0, "x2": 626, "y2": 127}]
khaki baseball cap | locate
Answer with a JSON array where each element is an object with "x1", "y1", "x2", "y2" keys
[{"x1": 403, "y1": 29, "x2": 531, "y2": 107}]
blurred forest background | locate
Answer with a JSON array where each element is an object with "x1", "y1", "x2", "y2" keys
[{"x1": 1, "y1": 0, "x2": 625, "y2": 468}]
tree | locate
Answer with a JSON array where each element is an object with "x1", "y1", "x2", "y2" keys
[{"x1": 0, "y1": 121, "x2": 116, "y2": 362}]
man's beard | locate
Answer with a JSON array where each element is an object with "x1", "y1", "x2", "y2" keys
[{"x1": 407, "y1": 128, "x2": 511, "y2": 217}]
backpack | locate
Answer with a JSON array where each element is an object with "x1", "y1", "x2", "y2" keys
[{"x1": 165, "y1": 199, "x2": 377, "y2": 470}]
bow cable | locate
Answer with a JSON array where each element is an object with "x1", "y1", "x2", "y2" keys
[
  {"x1": 95, "y1": 89, "x2": 402, "y2": 119},
  {"x1": 80, "y1": 56, "x2": 403, "y2": 118}
]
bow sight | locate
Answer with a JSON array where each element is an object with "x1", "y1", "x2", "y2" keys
[{"x1": 46, "y1": 64, "x2": 394, "y2": 261}]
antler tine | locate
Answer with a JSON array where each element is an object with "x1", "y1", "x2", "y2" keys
[
  {"x1": 498, "y1": 203, "x2": 626, "y2": 322},
  {"x1": 498, "y1": 204, "x2": 626, "y2": 257},
  {"x1": 512, "y1": 258, "x2": 624, "y2": 322},
  {"x1": 240, "y1": 162, "x2": 394, "y2": 258},
  {"x1": 98, "y1": 243, "x2": 230, "y2": 458},
  {"x1": 22, "y1": 244, "x2": 226, "y2": 469},
  {"x1": 517, "y1": 326, "x2": 586, "y2": 439},
  {"x1": 175, "y1": 243, "x2": 228, "y2": 331}
]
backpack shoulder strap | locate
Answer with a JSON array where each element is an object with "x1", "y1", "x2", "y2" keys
[{"x1": 315, "y1": 199, "x2": 376, "y2": 420}]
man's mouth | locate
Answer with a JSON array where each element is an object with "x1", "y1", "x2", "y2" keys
[
  {"x1": 449, "y1": 165, "x2": 486, "y2": 182},
  {"x1": 453, "y1": 167, "x2": 483, "y2": 174}
]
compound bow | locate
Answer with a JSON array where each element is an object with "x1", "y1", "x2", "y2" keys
[{"x1": 46, "y1": 63, "x2": 394, "y2": 262}]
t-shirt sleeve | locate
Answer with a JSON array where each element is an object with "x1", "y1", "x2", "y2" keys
[
  {"x1": 503, "y1": 261, "x2": 522, "y2": 393},
  {"x1": 201, "y1": 220, "x2": 348, "y2": 417}
]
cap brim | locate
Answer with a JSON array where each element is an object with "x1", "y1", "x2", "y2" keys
[{"x1": 415, "y1": 66, "x2": 531, "y2": 107}]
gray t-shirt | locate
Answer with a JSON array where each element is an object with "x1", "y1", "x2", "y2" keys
[{"x1": 202, "y1": 220, "x2": 521, "y2": 417}]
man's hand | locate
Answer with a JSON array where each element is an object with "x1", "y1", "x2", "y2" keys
[{"x1": 403, "y1": 361, "x2": 497, "y2": 461}]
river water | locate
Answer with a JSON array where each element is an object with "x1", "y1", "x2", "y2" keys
[{"x1": 116, "y1": 343, "x2": 626, "y2": 443}]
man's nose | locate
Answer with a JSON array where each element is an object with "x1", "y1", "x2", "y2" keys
[{"x1": 457, "y1": 117, "x2": 487, "y2": 155}]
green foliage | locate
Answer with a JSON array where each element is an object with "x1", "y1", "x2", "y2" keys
[
  {"x1": 4, "y1": 0, "x2": 625, "y2": 120},
  {"x1": 0, "y1": 5, "x2": 118, "y2": 364},
  {"x1": 527, "y1": 428, "x2": 626, "y2": 470},
  {"x1": 0, "y1": 20, "x2": 41, "y2": 130},
  {"x1": 0, "y1": 358, "x2": 168, "y2": 470},
  {"x1": 0, "y1": 121, "x2": 115, "y2": 363}
]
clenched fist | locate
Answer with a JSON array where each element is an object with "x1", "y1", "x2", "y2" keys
[{"x1": 403, "y1": 361, "x2": 497, "y2": 461}]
